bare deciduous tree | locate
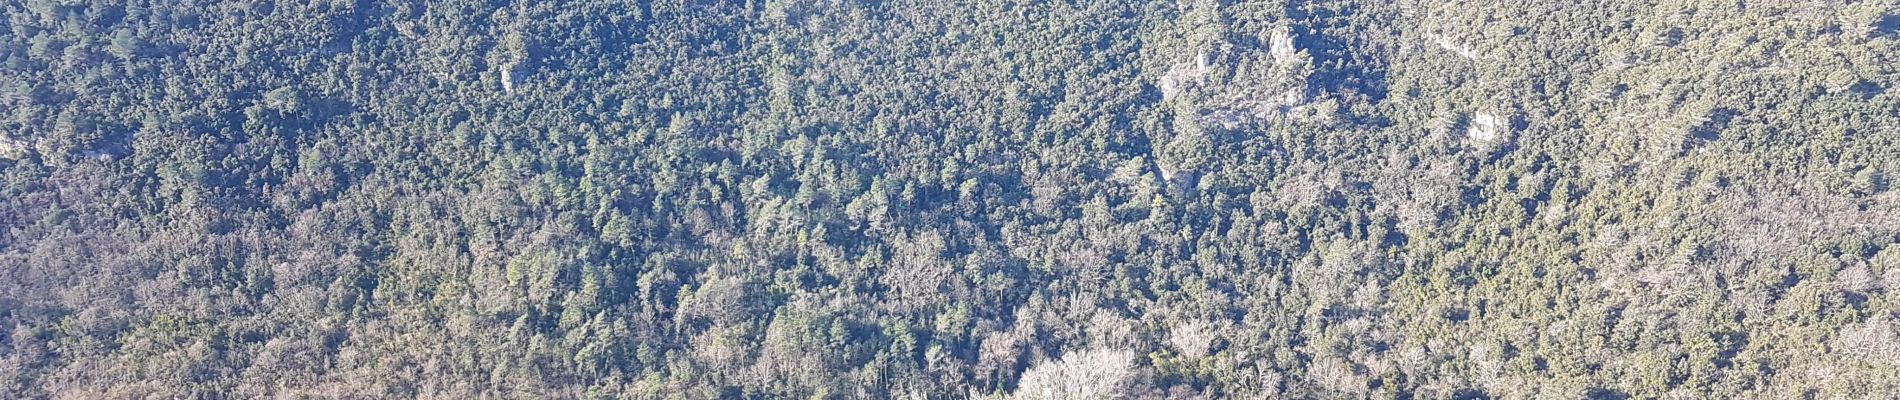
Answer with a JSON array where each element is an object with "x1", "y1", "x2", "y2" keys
[{"x1": 982, "y1": 347, "x2": 1135, "y2": 400}]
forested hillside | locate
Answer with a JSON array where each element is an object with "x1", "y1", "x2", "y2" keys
[{"x1": 3, "y1": 0, "x2": 1899, "y2": 398}]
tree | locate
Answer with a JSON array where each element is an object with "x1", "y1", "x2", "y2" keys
[{"x1": 985, "y1": 348, "x2": 1136, "y2": 400}]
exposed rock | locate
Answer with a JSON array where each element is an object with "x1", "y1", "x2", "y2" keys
[
  {"x1": 1467, "y1": 112, "x2": 1505, "y2": 143},
  {"x1": 1268, "y1": 26, "x2": 1297, "y2": 64},
  {"x1": 0, "y1": 135, "x2": 25, "y2": 159},
  {"x1": 1198, "y1": 108, "x2": 1255, "y2": 130},
  {"x1": 1158, "y1": 53, "x2": 1211, "y2": 102},
  {"x1": 501, "y1": 64, "x2": 519, "y2": 93},
  {"x1": 77, "y1": 149, "x2": 122, "y2": 161},
  {"x1": 1428, "y1": 33, "x2": 1479, "y2": 60},
  {"x1": 1152, "y1": 19, "x2": 1316, "y2": 131},
  {"x1": 1281, "y1": 86, "x2": 1306, "y2": 106}
]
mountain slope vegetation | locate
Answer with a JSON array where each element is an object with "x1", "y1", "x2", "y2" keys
[{"x1": 2, "y1": 0, "x2": 1898, "y2": 398}]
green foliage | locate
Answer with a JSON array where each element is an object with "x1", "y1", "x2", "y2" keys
[{"x1": 1, "y1": 0, "x2": 1898, "y2": 398}]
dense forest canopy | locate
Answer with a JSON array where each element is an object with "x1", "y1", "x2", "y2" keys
[{"x1": 2, "y1": 0, "x2": 1899, "y2": 398}]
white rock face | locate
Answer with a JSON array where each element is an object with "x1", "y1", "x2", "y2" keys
[
  {"x1": 501, "y1": 65, "x2": 518, "y2": 93},
  {"x1": 1268, "y1": 26, "x2": 1297, "y2": 64},
  {"x1": 1158, "y1": 56, "x2": 1208, "y2": 102},
  {"x1": 0, "y1": 136, "x2": 24, "y2": 159},
  {"x1": 1468, "y1": 113, "x2": 1504, "y2": 142},
  {"x1": 1150, "y1": 18, "x2": 1316, "y2": 131},
  {"x1": 1429, "y1": 33, "x2": 1479, "y2": 60}
]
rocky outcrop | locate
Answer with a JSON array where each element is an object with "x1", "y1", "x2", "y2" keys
[
  {"x1": 1428, "y1": 33, "x2": 1480, "y2": 60},
  {"x1": 501, "y1": 65, "x2": 519, "y2": 93},
  {"x1": 1467, "y1": 112, "x2": 1505, "y2": 143},
  {"x1": 1269, "y1": 26, "x2": 1297, "y2": 64},
  {"x1": 1153, "y1": 21, "x2": 1319, "y2": 131},
  {"x1": 1157, "y1": 51, "x2": 1211, "y2": 102},
  {"x1": 0, "y1": 135, "x2": 27, "y2": 159}
]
